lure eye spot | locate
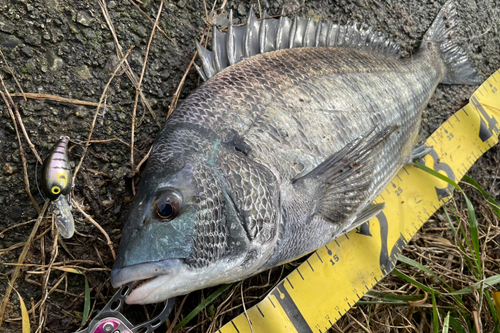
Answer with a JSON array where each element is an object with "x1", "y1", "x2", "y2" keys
[{"x1": 51, "y1": 186, "x2": 61, "y2": 195}]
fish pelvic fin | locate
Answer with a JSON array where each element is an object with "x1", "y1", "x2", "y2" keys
[
  {"x1": 291, "y1": 125, "x2": 399, "y2": 224},
  {"x1": 421, "y1": 0, "x2": 481, "y2": 85},
  {"x1": 196, "y1": 6, "x2": 401, "y2": 80}
]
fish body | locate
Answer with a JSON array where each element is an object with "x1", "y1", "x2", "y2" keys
[
  {"x1": 111, "y1": 1, "x2": 479, "y2": 304},
  {"x1": 42, "y1": 136, "x2": 74, "y2": 238}
]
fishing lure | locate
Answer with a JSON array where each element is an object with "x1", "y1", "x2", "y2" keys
[
  {"x1": 77, "y1": 283, "x2": 174, "y2": 333},
  {"x1": 41, "y1": 136, "x2": 74, "y2": 238}
]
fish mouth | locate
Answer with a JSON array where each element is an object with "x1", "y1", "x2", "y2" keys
[{"x1": 110, "y1": 259, "x2": 180, "y2": 304}]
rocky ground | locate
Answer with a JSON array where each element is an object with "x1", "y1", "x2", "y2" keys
[{"x1": 0, "y1": 0, "x2": 498, "y2": 332}]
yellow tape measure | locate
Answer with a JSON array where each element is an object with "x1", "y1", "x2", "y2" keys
[{"x1": 218, "y1": 70, "x2": 500, "y2": 333}]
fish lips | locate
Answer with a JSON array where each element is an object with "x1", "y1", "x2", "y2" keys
[{"x1": 110, "y1": 259, "x2": 180, "y2": 303}]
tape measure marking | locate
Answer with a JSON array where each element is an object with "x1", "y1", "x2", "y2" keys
[{"x1": 219, "y1": 70, "x2": 500, "y2": 333}]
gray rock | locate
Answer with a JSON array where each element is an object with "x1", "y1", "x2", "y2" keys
[
  {"x1": 46, "y1": 50, "x2": 64, "y2": 71},
  {"x1": 25, "y1": 58, "x2": 36, "y2": 73},
  {"x1": 129, "y1": 51, "x2": 143, "y2": 69},
  {"x1": 108, "y1": 1, "x2": 116, "y2": 9},
  {"x1": 76, "y1": 11, "x2": 93, "y2": 27},
  {"x1": 237, "y1": 3, "x2": 247, "y2": 16},
  {"x1": 160, "y1": 70, "x2": 170, "y2": 80},
  {"x1": 21, "y1": 45, "x2": 33, "y2": 57},
  {"x1": 0, "y1": 32, "x2": 21, "y2": 49},
  {"x1": 82, "y1": 28, "x2": 96, "y2": 39},
  {"x1": 25, "y1": 33, "x2": 41, "y2": 46},
  {"x1": 102, "y1": 54, "x2": 119, "y2": 77},
  {"x1": 44, "y1": 0, "x2": 59, "y2": 12},
  {"x1": 0, "y1": 21, "x2": 14, "y2": 34},
  {"x1": 75, "y1": 65, "x2": 92, "y2": 79},
  {"x1": 132, "y1": 25, "x2": 147, "y2": 38}
]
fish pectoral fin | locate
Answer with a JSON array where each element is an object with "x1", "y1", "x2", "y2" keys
[{"x1": 292, "y1": 125, "x2": 398, "y2": 223}]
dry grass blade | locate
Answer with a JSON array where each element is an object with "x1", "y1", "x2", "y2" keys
[
  {"x1": 0, "y1": 49, "x2": 26, "y2": 100},
  {"x1": 35, "y1": 217, "x2": 59, "y2": 333},
  {"x1": 8, "y1": 93, "x2": 106, "y2": 108},
  {"x1": 0, "y1": 200, "x2": 49, "y2": 331},
  {"x1": 0, "y1": 75, "x2": 42, "y2": 164},
  {"x1": 166, "y1": 294, "x2": 189, "y2": 333},
  {"x1": 135, "y1": 145, "x2": 153, "y2": 174},
  {"x1": 240, "y1": 283, "x2": 254, "y2": 333},
  {"x1": 72, "y1": 46, "x2": 134, "y2": 184},
  {"x1": 130, "y1": 0, "x2": 165, "y2": 170},
  {"x1": 0, "y1": 91, "x2": 41, "y2": 213},
  {"x1": 71, "y1": 197, "x2": 116, "y2": 260},
  {"x1": 12, "y1": 288, "x2": 30, "y2": 333},
  {"x1": 167, "y1": 28, "x2": 207, "y2": 118},
  {"x1": 98, "y1": 0, "x2": 161, "y2": 128},
  {"x1": 127, "y1": 0, "x2": 172, "y2": 41}
]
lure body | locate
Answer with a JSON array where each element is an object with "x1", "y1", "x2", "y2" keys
[{"x1": 42, "y1": 136, "x2": 74, "y2": 238}]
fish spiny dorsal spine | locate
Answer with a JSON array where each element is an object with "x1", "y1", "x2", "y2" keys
[{"x1": 195, "y1": 5, "x2": 402, "y2": 81}]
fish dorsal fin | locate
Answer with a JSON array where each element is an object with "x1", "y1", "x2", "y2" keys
[{"x1": 195, "y1": 7, "x2": 402, "y2": 80}]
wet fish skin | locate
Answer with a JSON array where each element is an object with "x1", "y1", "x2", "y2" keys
[{"x1": 111, "y1": 0, "x2": 479, "y2": 304}]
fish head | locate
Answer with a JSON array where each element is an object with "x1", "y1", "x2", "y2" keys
[{"x1": 111, "y1": 127, "x2": 279, "y2": 304}]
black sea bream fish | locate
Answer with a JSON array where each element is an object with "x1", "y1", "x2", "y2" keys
[{"x1": 111, "y1": 0, "x2": 480, "y2": 304}]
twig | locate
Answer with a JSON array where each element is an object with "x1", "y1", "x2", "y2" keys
[
  {"x1": 241, "y1": 282, "x2": 254, "y2": 333},
  {"x1": 71, "y1": 198, "x2": 116, "y2": 260},
  {"x1": 202, "y1": 0, "x2": 209, "y2": 23},
  {"x1": 98, "y1": 0, "x2": 161, "y2": 128},
  {"x1": 167, "y1": 29, "x2": 207, "y2": 118},
  {"x1": 0, "y1": 227, "x2": 51, "y2": 254},
  {"x1": 0, "y1": 49, "x2": 26, "y2": 101},
  {"x1": 72, "y1": 46, "x2": 134, "y2": 185},
  {"x1": 0, "y1": 77, "x2": 42, "y2": 164},
  {"x1": 6, "y1": 274, "x2": 66, "y2": 322},
  {"x1": 1, "y1": 91, "x2": 41, "y2": 212},
  {"x1": 346, "y1": 312, "x2": 371, "y2": 333},
  {"x1": 0, "y1": 200, "x2": 49, "y2": 331},
  {"x1": 131, "y1": 0, "x2": 164, "y2": 170},
  {"x1": 127, "y1": 0, "x2": 173, "y2": 41},
  {"x1": 9, "y1": 93, "x2": 107, "y2": 108},
  {"x1": 0, "y1": 218, "x2": 37, "y2": 237},
  {"x1": 83, "y1": 168, "x2": 112, "y2": 178},
  {"x1": 36, "y1": 216, "x2": 59, "y2": 333},
  {"x1": 135, "y1": 145, "x2": 153, "y2": 173},
  {"x1": 166, "y1": 294, "x2": 189, "y2": 333}
]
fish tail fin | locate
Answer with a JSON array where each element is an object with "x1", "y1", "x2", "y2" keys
[{"x1": 421, "y1": 0, "x2": 481, "y2": 85}]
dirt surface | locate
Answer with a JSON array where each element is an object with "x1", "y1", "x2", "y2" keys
[{"x1": 0, "y1": 0, "x2": 498, "y2": 332}]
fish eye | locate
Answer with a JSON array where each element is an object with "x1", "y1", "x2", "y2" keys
[
  {"x1": 51, "y1": 186, "x2": 61, "y2": 195},
  {"x1": 154, "y1": 190, "x2": 182, "y2": 220}
]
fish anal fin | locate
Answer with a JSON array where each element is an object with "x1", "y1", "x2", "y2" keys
[
  {"x1": 351, "y1": 202, "x2": 385, "y2": 228},
  {"x1": 410, "y1": 143, "x2": 433, "y2": 163}
]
